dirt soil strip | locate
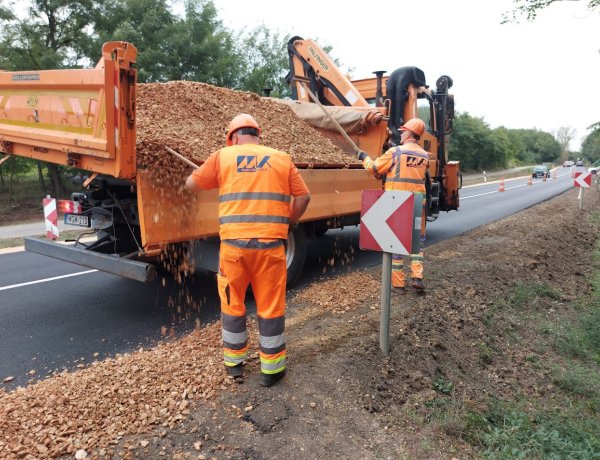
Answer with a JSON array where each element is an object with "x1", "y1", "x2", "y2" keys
[{"x1": 1, "y1": 187, "x2": 598, "y2": 459}]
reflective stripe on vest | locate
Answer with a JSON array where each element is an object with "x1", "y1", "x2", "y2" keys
[
  {"x1": 220, "y1": 192, "x2": 291, "y2": 203},
  {"x1": 218, "y1": 145, "x2": 292, "y2": 239},
  {"x1": 223, "y1": 239, "x2": 284, "y2": 249}
]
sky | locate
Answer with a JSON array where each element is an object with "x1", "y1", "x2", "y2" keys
[{"x1": 210, "y1": 0, "x2": 599, "y2": 151}]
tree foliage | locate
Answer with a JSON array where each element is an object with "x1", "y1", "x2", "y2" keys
[
  {"x1": 552, "y1": 126, "x2": 576, "y2": 160},
  {"x1": 448, "y1": 114, "x2": 561, "y2": 170},
  {"x1": 89, "y1": 0, "x2": 244, "y2": 85},
  {"x1": 581, "y1": 128, "x2": 600, "y2": 164},
  {"x1": 0, "y1": 0, "x2": 102, "y2": 70},
  {"x1": 237, "y1": 26, "x2": 290, "y2": 98},
  {"x1": 502, "y1": 0, "x2": 600, "y2": 23}
]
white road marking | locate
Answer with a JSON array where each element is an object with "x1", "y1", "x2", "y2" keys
[
  {"x1": 0, "y1": 270, "x2": 98, "y2": 291},
  {"x1": 462, "y1": 182, "x2": 529, "y2": 199},
  {"x1": 462, "y1": 171, "x2": 568, "y2": 200}
]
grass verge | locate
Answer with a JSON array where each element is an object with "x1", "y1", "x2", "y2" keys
[{"x1": 429, "y1": 214, "x2": 600, "y2": 458}]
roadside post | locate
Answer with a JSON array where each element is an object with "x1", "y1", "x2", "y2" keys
[
  {"x1": 359, "y1": 190, "x2": 418, "y2": 356},
  {"x1": 574, "y1": 171, "x2": 591, "y2": 210},
  {"x1": 43, "y1": 195, "x2": 59, "y2": 240}
]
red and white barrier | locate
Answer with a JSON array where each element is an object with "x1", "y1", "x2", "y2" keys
[{"x1": 43, "y1": 195, "x2": 59, "y2": 240}]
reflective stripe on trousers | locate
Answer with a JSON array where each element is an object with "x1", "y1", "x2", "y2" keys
[
  {"x1": 392, "y1": 252, "x2": 424, "y2": 287},
  {"x1": 218, "y1": 241, "x2": 287, "y2": 374}
]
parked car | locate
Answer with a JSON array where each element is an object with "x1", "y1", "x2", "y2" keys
[
  {"x1": 589, "y1": 166, "x2": 598, "y2": 175},
  {"x1": 532, "y1": 165, "x2": 550, "y2": 179}
]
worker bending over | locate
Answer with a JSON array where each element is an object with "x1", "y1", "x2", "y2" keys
[
  {"x1": 186, "y1": 114, "x2": 310, "y2": 387},
  {"x1": 358, "y1": 118, "x2": 429, "y2": 293}
]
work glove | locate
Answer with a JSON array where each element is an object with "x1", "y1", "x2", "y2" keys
[{"x1": 357, "y1": 150, "x2": 368, "y2": 161}]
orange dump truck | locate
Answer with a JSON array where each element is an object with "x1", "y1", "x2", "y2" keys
[{"x1": 0, "y1": 41, "x2": 458, "y2": 286}]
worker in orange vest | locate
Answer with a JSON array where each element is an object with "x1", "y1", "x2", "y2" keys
[
  {"x1": 185, "y1": 114, "x2": 311, "y2": 386},
  {"x1": 358, "y1": 118, "x2": 430, "y2": 293}
]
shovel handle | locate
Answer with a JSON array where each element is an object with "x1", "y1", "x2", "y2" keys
[{"x1": 165, "y1": 146, "x2": 199, "y2": 170}]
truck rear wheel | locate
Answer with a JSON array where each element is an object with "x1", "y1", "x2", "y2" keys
[{"x1": 285, "y1": 225, "x2": 307, "y2": 288}]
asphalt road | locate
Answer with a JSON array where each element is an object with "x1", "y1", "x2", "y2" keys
[{"x1": 0, "y1": 167, "x2": 579, "y2": 389}]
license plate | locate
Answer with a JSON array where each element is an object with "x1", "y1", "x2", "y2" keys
[{"x1": 64, "y1": 213, "x2": 90, "y2": 227}]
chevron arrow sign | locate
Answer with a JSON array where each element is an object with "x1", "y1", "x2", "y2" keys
[{"x1": 359, "y1": 190, "x2": 414, "y2": 254}]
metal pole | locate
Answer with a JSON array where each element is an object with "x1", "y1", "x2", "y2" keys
[
  {"x1": 579, "y1": 187, "x2": 584, "y2": 210},
  {"x1": 380, "y1": 252, "x2": 392, "y2": 356}
]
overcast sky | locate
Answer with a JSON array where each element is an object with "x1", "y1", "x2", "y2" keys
[{"x1": 211, "y1": 0, "x2": 599, "y2": 151}]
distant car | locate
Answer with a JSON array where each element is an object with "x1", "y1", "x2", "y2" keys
[
  {"x1": 563, "y1": 160, "x2": 574, "y2": 167},
  {"x1": 532, "y1": 165, "x2": 550, "y2": 179},
  {"x1": 589, "y1": 166, "x2": 598, "y2": 175}
]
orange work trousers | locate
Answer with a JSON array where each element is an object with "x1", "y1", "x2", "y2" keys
[
  {"x1": 217, "y1": 240, "x2": 287, "y2": 375},
  {"x1": 391, "y1": 196, "x2": 425, "y2": 288}
]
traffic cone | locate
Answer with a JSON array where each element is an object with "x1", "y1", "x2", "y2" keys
[
  {"x1": 527, "y1": 177, "x2": 532, "y2": 186},
  {"x1": 499, "y1": 178, "x2": 505, "y2": 192},
  {"x1": 543, "y1": 174, "x2": 547, "y2": 182}
]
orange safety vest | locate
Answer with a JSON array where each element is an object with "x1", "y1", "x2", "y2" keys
[
  {"x1": 384, "y1": 143, "x2": 429, "y2": 193},
  {"x1": 218, "y1": 144, "x2": 292, "y2": 240}
]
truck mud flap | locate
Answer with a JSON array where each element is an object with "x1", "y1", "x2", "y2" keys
[{"x1": 24, "y1": 237, "x2": 156, "y2": 283}]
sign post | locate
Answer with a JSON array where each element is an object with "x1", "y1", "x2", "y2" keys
[
  {"x1": 380, "y1": 253, "x2": 392, "y2": 354},
  {"x1": 574, "y1": 171, "x2": 591, "y2": 210},
  {"x1": 360, "y1": 190, "x2": 417, "y2": 356}
]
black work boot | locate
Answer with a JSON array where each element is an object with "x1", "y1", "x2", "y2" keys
[
  {"x1": 225, "y1": 363, "x2": 244, "y2": 378},
  {"x1": 411, "y1": 278, "x2": 425, "y2": 291},
  {"x1": 393, "y1": 286, "x2": 406, "y2": 295},
  {"x1": 259, "y1": 370, "x2": 286, "y2": 387}
]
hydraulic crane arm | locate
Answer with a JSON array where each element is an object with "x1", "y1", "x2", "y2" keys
[{"x1": 286, "y1": 36, "x2": 370, "y2": 108}]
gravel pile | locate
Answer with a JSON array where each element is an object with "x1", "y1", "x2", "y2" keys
[
  {"x1": 0, "y1": 323, "x2": 230, "y2": 458},
  {"x1": 135, "y1": 81, "x2": 357, "y2": 186}
]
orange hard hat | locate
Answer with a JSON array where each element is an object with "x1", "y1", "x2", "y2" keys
[
  {"x1": 226, "y1": 114, "x2": 262, "y2": 146},
  {"x1": 400, "y1": 118, "x2": 425, "y2": 137}
]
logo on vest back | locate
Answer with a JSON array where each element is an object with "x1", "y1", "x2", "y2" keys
[
  {"x1": 406, "y1": 156, "x2": 427, "y2": 168},
  {"x1": 237, "y1": 155, "x2": 272, "y2": 172}
]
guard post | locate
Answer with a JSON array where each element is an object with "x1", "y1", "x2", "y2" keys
[{"x1": 574, "y1": 171, "x2": 591, "y2": 210}]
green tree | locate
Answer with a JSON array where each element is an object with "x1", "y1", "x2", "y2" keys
[
  {"x1": 0, "y1": 0, "x2": 105, "y2": 196},
  {"x1": 91, "y1": 0, "x2": 242, "y2": 86},
  {"x1": 449, "y1": 113, "x2": 509, "y2": 171},
  {"x1": 553, "y1": 126, "x2": 576, "y2": 161},
  {"x1": 0, "y1": 2, "x2": 14, "y2": 21},
  {"x1": 0, "y1": 0, "x2": 102, "y2": 70},
  {"x1": 236, "y1": 26, "x2": 290, "y2": 97},
  {"x1": 581, "y1": 124, "x2": 600, "y2": 164},
  {"x1": 0, "y1": 155, "x2": 34, "y2": 204},
  {"x1": 502, "y1": 0, "x2": 600, "y2": 23}
]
